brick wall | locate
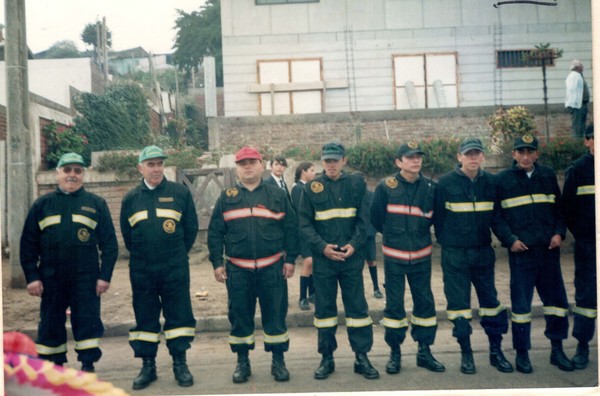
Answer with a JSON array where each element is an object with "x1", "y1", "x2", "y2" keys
[{"x1": 208, "y1": 103, "x2": 584, "y2": 152}]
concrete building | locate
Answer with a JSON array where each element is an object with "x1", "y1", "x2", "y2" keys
[{"x1": 219, "y1": 0, "x2": 592, "y2": 117}]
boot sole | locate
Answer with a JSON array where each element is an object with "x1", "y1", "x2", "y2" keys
[
  {"x1": 550, "y1": 359, "x2": 575, "y2": 372},
  {"x1": 313, "y1": 367, "x2": 334, "y2": 380},
  {"x1": 516, "y1": 364, "x2": 533, "y2": 374},
  {"x1": 132, "y1": 375, "x2": 157, "y2": 390},
  {"x1": 353, "y1": 366, "x2": 380, "y2": 379},
  {"x1": 490, "y1": 357, "x2": 514, "y2": 373}
]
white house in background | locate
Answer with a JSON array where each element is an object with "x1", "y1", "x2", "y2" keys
[
  {"x1": 0, "y1": 57, "x2": 98, "y2": 109},
  {"x1": 219, "y1": 0, "x2": 592, "y2": 117}
]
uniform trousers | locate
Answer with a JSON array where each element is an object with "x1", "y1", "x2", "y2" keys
[
  {"x1": 226, "y1": 260, "x2": 289, "y2": 353},
  {"x1": 441, "y1": 246, "x2": 508, "y2": 341},
  {"x1": 573, "y1": 239, "x2": 597, "y2": 343},
  {"x1": 313, "y1": 253, "x2": 373, "y2": 355},
  {"x1": 129, "y1": 254, "x2": 196, "y2": 357},
  {"x1": 37, "y1": 273, "x2": 102, "y2": 365},
  {"x1": 382, "y1": 258, "x2": 437, "y2": 348},
  {"x1": 508, "y1": 247, "x2": 569, "y2": 351}
]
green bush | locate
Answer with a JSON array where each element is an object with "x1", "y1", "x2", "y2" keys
[
  {"x1": 421, "y1": 137, "x2": 461, "y2": 176},
  {"x1": 539, "y1": 137, "x2": 588, "y2": 172},
  {"x1": 282, "y1": 145, "x2": 322, "y2": 161},
  {"x1": 43, "y1": 121, "x2": 89, "y2": 169},
  {"x1": 346, "y1": 141, "x2": 397, "y2": 178},
  {"x1": 165, "y1": 148, "x2": 202, "y2": 169},
  {"x1": 488, "y1": 106, "x2": 537, "y2": 153},
  {"x1": 96, "y1": 152, "x2": 139, "y2": 177}
]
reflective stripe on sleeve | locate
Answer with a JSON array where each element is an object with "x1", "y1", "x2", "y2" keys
[
  {"x1": 387, "y1": 204, "x2": 433, "y2": 218},
  {"x1": 444, "y1": 201, "x2": 494, "y2": 212},
  {"x1": 314, "y1": 208, "x2": 357, "y2": 221},
  {"x1": 501, "y1": 194, "x2": 555, "y2": 209},
  {"x1": 156, "y1": 208, "x2": 182, "y2": 221},
  {"x1": 39, "y1": 215, "x2": 61, "y2": 230},
  {"x1": 128, "y1": 211, "x2": 149, "y2": 227},
  {"x1": 223, "y1": 207, "x2": 285, "y2": 221},
  {"x1": 576, "y1": 185, "x2": 595, "y2": 195},
  {"x1": 72, "y1": 214, "x2": 97, "y2": 230}
]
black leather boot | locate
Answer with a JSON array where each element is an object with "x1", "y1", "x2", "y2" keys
[
  {"x1": 81, "y1": 361, "x2": 95, "y2": 373},
  {"x1": 132, "y1": 357, "x2": 157, "y2": 390},
  {"x1": 489, "y1": 335, "x2": 513, "y2": 373},
  {"x1": 173, "y1": 353, "x2": 194, "y2": 387},
  {"x1": 458, "y1": 337, "x2": 475, "y2": 374},
  {"x1": 515, "y1": 349, "x2": 532, "y2": 374},
  {"x1": 232, "y1": 351, "x2": 251, "y2": 384},
  {"x1": 416, "y1": 343, "x2": 445, "y2": 372},
  {"x1": 271, "y1": 351, "x2": 290, "y2": 382},
  {"x1": 385, "y1": 348, "x2": 401, "y2": 374},
  {"x1": 354, "y1": 353, "x2": 379, "y2": 379},
  {"x1": 550, "y1": 340, "x2": 574, "y2": 371},
  {"x1": 572, "y1": 342, "x2": 589, "y2": 370},
  {"x1": 313, "y1": 354, "x2": 335, "y2": 380}
]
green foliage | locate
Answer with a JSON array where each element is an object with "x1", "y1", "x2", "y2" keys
[
  {"x1": 38, "y1": 40, "x2": 83, "y2": 59},
  {"x1": 346, "y1": 142, "x2": 397, "y2": 178},
  {"x1": 80, "y1": 22, "x2": 112, "y2": 49},
  {"x1": 488, "y1": 106, "x2": 537, "y2": 153},
  {"x1": 73, "y1": 83, "x2": 151, "y2": 153},
  {"x1": 421, "y1": 137, "x2": 462, "y2": 176},
  {"x1": 173, "y1": 0, "x2": 223, "y2": 87},
  {"x1": 281, "y1": 145, "x2": 322, "y2": 161},
  {"x1": 96, "y1": 152, "x2": 139, "y2": 177},
  {"x1": 539, "y1": 137, "x2": 588, "y2": 172},
  {"x1": 42, "y1": 122, "x2": 89, "y2": 169},
  {"x1": 165, "y1": 147, "x2": 202, "y2": 169}
]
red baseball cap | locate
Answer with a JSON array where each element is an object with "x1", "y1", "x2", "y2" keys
[{"x1": 235, "y1": 146, "x2": 262, "y2": 162}]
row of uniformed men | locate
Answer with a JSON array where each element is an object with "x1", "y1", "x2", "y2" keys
[{"x1": 19, "y1": 126, "x2": 595, "y2": 391}]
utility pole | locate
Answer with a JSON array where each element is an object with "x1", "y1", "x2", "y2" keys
[
  {"x1": 5, "y1": 0, "x2": 32, "y2": 288},
  {"x1": 102, "y1": 17, "x2": 109, "y2": 82}
]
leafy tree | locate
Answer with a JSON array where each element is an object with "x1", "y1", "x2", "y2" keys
[
  {"x1": 73, "y1": 83, "x2": 151, "y2": 155},
  {"x1": 81, "y1": 22, "x2": 112, "y2": 50},
  {"x1": 38, "y1": 40, "x2": 82, "y2": 59},
  {"x1": 172, "y1": 0, "x2": 223, "y2": 86}
]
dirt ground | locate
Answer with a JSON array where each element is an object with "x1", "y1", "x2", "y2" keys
[{"x1": 2, "y1": 246, "x2": 390, "y2": 333}]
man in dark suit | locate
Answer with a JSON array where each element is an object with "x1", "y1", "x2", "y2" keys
[{"x1": 264, "y1": 156, "x2": 291, "y2": 200}]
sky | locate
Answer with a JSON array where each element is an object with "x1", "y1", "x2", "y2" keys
[{"x1": 0, "y1": 0, "x2": 208, "y2": 54}]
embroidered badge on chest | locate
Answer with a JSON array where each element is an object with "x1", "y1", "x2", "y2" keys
[
  {"x1": 77, "y1": 228, "x2": 90, "y2": 242},
  {"x1": 159, "y1": 197, "x2": 174, "y2": 202},
  {"x1": 226, "y1": 188, "x2": 239, "y2": 197},
  {"x1": 163, "y1": 219, "x2": 176, "y2": 234},
  {"x1": 386, "y1": 177, "x2": 398, "y2": 189},
  {"x1": 311, "y1": 182, "x2": 324, "y2": 193}
]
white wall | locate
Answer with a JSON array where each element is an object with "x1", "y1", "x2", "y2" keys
[
  {"x1": 0, "y1": 58, "x2": 93, "y2": 108},
  {"x1": 220, "y1": 0, "x2": 592, "y2": 116}
]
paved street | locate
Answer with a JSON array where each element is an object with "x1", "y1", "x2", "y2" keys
[{"x1": 63, "y1": 317, "x2": 597, "y2": 396}]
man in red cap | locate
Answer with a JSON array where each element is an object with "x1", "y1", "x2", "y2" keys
[{"x1": 208, "y1": 146, "x2": 299, "y2": 384}]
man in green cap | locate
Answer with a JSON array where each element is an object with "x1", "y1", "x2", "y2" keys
[
  {"x1": 433, "y1": 137, "x2": 513, "y2": 375},
  {"x1": 370, "y1": 141, "x2": 445, "y2": 375},
  {"x1": 20, "y1": 152, "x2": 118, "y2": 373},
  {"x1": 120, "y1": 145, "x2": 199, "y2": 390},
  {"x1": 495, "y1": 134, "x2": 572, "y2": 373},
  {"x1": 298, "y1": 142, "x2": 379, "y2": 381}
]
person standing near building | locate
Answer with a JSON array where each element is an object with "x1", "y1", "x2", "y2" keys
[
  {"x1": 292, "y1": 161, "x2": 317, "y2": 310},
  {"x1": 298, "y1": 142, "x2": 379, "y2": 380},
  {"x1": 120, "y1": 145, "x2": 198, "y2": 390},
  {"x1": 563, "y1": 124, "x2": 596, "y2": 370},
  {"x1": 20, "y1": 152, "x2": 118, "y2": 373},
  {"x1": 208, "y1": 146, "x2": 299, "y2": 384},
  {"x1": 371, "y1": 141, "x2": 445, "y2": 375},
  {"x1": 433, "y1": 138, "x2": 513, "y2": 375},
  {"x1": 265, "y1": 155, "x2": 291, "y2": 200},
  {"x1": 565, "y1": 59, "x2": 590, "y2": 138},
  {"x1": 495, "y1": 134, "x2": 573, "y2": 373}
]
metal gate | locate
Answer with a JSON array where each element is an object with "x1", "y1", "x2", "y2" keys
[{"x1": 177, "y1": 168, "x2": 237, "y2": 230}]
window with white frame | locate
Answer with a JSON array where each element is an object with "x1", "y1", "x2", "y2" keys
[
  {"x1": 257, "y1": 58, "x2": 323, "y2": 115},
  {"x1": 393, "y1": 53, "x2": 458, "y2": 109}
]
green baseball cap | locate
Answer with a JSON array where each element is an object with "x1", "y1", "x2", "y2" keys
[
  {"x1": 321, "y1": 142, "x2": 345, "y2": 160},
  {"x1": 459, "y1": 137, "x2": 484, "y2": 154},
  {"x1": 138, "y1": 145, "x2": 167, "y2": 163},
  {"x1": 57, "y1": 152, "x2": 85, "y2": 168}
]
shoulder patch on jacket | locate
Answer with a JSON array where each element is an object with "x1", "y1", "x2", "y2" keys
[
  {"x1": 310, "y1": 181, "x2": 324, "y2": 193},
  {"x1": 226, "y1": 188, "x2": 239, "y2": 197},
  {"x1": 386, "y1": 177, "x2": 398, "y2": 189}
]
